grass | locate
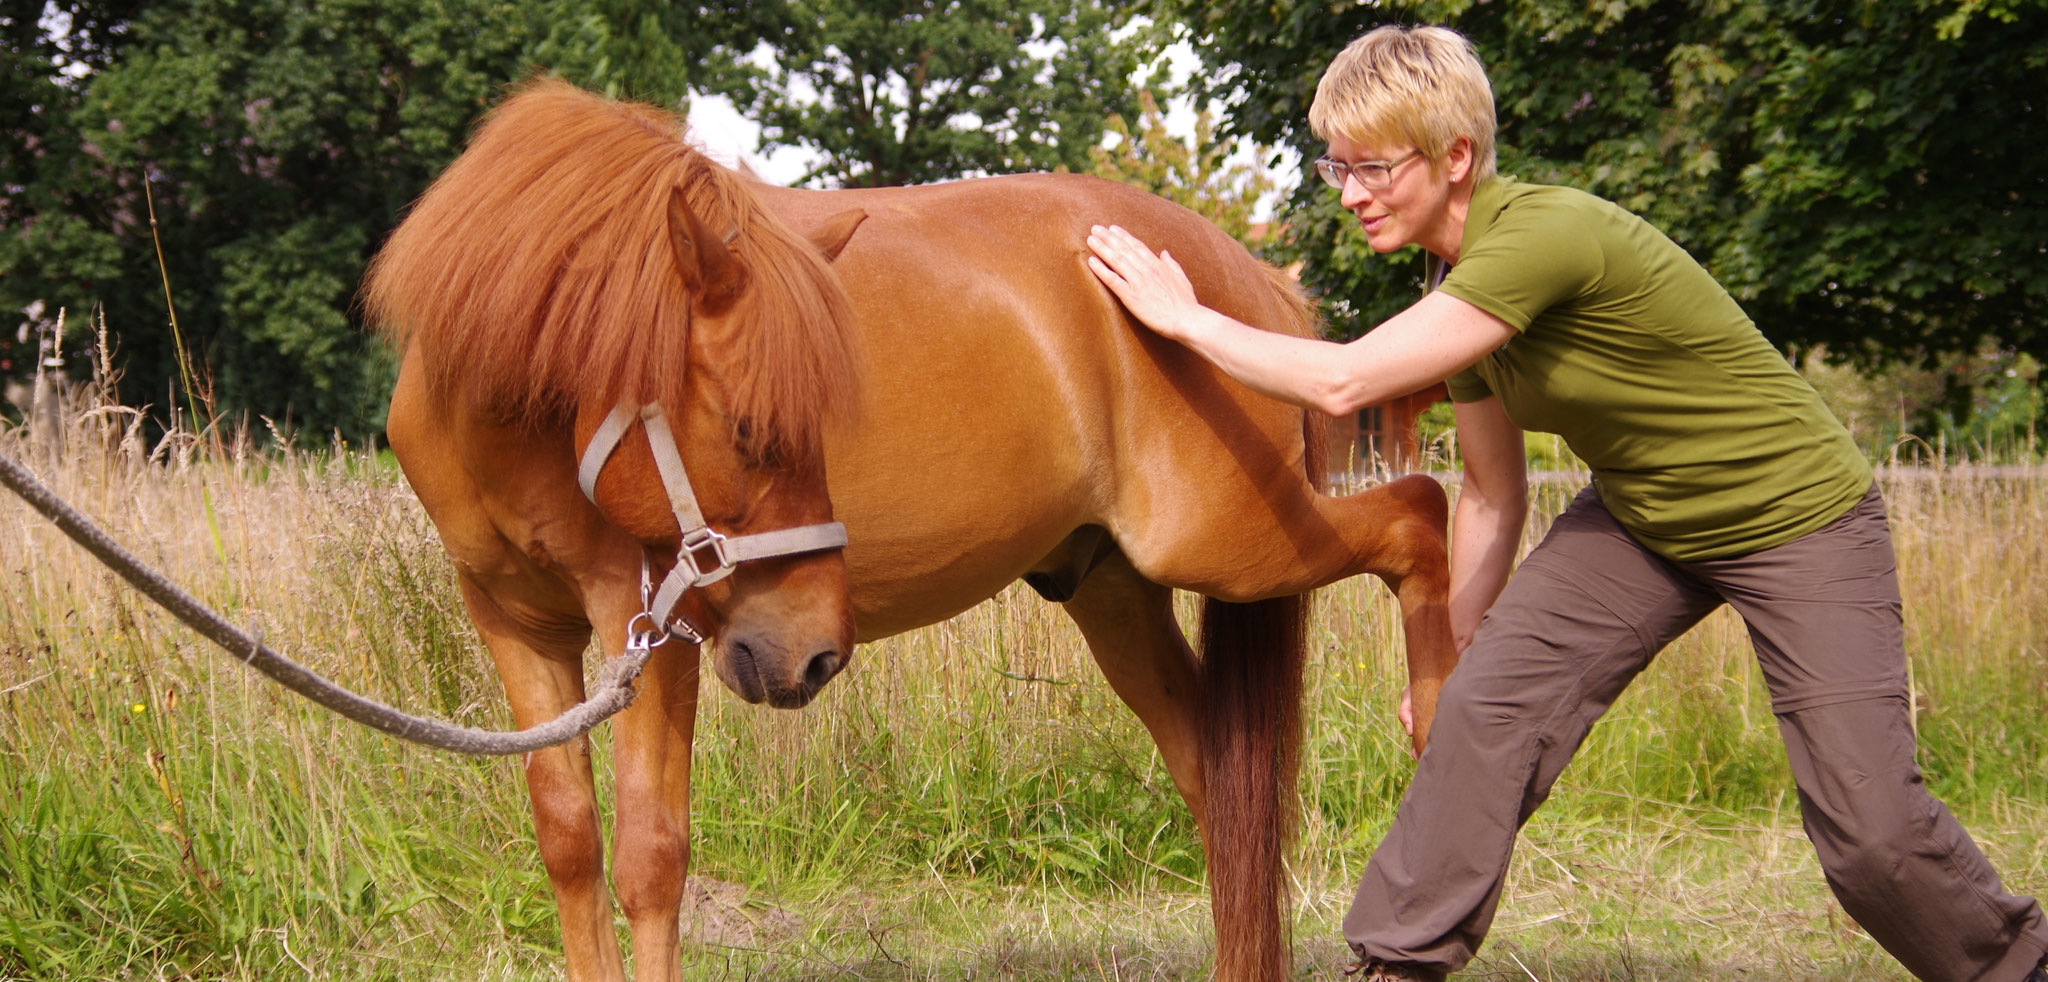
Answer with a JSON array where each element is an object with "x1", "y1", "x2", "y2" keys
[{"x1": 1, "y1": 401, "x2": 2044, "y2": 980}]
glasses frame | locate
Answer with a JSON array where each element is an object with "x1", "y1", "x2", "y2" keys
[{"x1": 1313, "y1": 149, "x2": 1425, "y2": 191}]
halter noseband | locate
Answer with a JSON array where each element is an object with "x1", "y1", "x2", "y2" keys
[{"x1": 577, "y1": 403, "x2": 847, "y2": 647}]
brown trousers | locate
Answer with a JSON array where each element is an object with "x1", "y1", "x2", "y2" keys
[{"x1": 1345, "y1": 485, "x2": 2048, "y2": 981}]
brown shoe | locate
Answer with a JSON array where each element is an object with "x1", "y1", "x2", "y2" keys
[{"x1": 1341, "y1": 954, "x2": 1434, "y2": 981}]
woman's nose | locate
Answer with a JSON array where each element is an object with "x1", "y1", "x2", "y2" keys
[{"x1": 1341, "y1": 175, "x2": 1375, "y2": 210}]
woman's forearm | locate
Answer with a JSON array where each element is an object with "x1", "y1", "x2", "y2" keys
[
  {"x1": 1171, "y1": 308, "x2": 1378, "y2": 415},
  {"x1": 1448, "y1": 397, "x2": 1528, "y2": 651},
  {"x1": 1448, "y1": 485, "x2": 1523, "y2": 651},
  {"x1": 1085, "y1": 225, "x2": 1516, "y2": 416}
]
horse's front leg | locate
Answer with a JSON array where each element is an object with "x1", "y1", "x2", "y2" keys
[
  {"x1": 607, "y1": 632, "x2": 704, "y2": 982},
  {"x1": 456, "y1": 574, "x2": 624, "y2": 982}
]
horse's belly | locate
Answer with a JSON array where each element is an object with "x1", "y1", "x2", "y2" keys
[
  {"x1": 824, "y1": 382, "x2": 1099, "y2": 641},
  {"x1": 834, "y1": 470, "x2": 1089, "y2": 641}
]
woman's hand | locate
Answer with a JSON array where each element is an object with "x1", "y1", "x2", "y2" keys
[
  {"x1": 1085, "y1": 224, "x2": 1207, "y2": 341},
  {"x1": 1397, "y1": 685, "x2": 1418, "y2": 760}
]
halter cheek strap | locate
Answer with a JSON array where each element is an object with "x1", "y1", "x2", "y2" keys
[{"x1": 577, "y1": 403, "x2": 848, "y2": 645}]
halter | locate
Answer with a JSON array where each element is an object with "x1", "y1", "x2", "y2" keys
[{"x1": 577, "y1": 403, "x2": 848, "y2": 647}]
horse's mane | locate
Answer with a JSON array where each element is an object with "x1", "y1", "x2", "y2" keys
[
  {"x1": 364, "y1": 78, "x2": 858, "y2": 454},
  {"x1": 1257, "y1": 261, "x2": 1319, "y2": 341}
]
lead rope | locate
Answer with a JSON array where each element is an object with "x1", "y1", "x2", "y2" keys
[{"x1": 0, "y1": 448, "x2": 648, "y2": 756}]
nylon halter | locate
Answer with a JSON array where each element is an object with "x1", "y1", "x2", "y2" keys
[{"x1": 577, "y1": 403, "x2": 847, "y2": 646}]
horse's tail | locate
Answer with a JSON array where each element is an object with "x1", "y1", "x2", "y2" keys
[
  {"x1": 1199, "y1": 262, "x2": 1323, "y2": 981},
  {"x1": 1199, "y1": 593, "x2": 1308, "y2": 981}
]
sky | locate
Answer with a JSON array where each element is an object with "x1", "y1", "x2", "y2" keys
[{"x1": 681, "y1": 92, "x2": 823, "y2": 185}]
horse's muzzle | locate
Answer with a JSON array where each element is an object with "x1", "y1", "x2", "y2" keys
[{"x1": 713, "y1": 634, "x2": 847, "y2": 709}]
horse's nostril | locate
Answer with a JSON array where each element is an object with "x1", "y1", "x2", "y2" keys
[
  {"x1": 802, "y1": 649, "x2": 842, "y2": 690},
  {"x1": 724, "y1": 639, "x2": 768, "y2": 703}
]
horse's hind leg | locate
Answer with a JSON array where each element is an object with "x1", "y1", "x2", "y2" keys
[
  {"x1": 1144, "y1": 472, "x2": 1457, "y2": 751},
  {"x1": 1271, "y1": 473, "x2": 1457, "y2": 751},
  {"x1": 1318, "y1": 474, "x2": 1457, "y2": 751},
  {"x1": 1064, "y1": 547, "x2": 1306, "y2": 981},
  {"x1": 1059, "y1": 548, "x2": 1207, "y2": 825},
  {"x1": 455, "y1": 573, "x2": 624, "y2": 982}
]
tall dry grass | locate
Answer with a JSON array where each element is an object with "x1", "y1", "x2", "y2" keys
[{"x1": 1, "y1": 383, "x2": 2043, "y2": 979}]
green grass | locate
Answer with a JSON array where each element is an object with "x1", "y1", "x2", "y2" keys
[{"x1": 2, "y1": 415, "x2": 2043, "y2": 980}]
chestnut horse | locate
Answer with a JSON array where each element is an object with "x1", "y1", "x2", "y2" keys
[{"x1": 369, "y1": 81, "x2": 1455, "y2": 982}]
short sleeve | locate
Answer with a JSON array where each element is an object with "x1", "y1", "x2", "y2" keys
[
  {"x1": 1437, "y1": 198, "x2": 1605, "y2": 332},
  {"x1": 1445, "y1": 367, "x2": 1492, "y2": 402}
]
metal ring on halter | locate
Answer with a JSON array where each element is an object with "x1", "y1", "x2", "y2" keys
[
  {"x1": 583, "y1": 402, "x2": 845, "y2": 660},
  {"x1": 625, "y1": 611, "x2": 670, "y2": 650}
]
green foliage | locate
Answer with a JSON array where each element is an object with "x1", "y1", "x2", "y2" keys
[
  {"x1": 1409, "y1": 399, "x2": 1592, "y2": 472},
  {"x1": 733, "y1": 0, "x2": 1160, "y2": 187},
  {"x1": 1, "y1": 1, "x2": 746, "y2": 440},
  {"x1": 1803, "y1": 344, "x2": 2044, "y2": 461},
  {"x1": 5, "y1": 0, "x2": 523, "y2": 437},
  {"x1": 5, "y1": 1, "x2": 1168, "y2": 436},
  {"x1": 525, "y1": 0, "x2": 778, "y2": 101},
  {"x1": 1088, "y1": 90, "x2": 1278, "y2": 246},
  {"x1": 1173, "y1": 0, "x2": 2048, "y2": 362}
]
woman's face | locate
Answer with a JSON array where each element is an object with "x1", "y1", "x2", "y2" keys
[{"x1": 1325, "y1": 132, "x2": 1466, "y2": 260}]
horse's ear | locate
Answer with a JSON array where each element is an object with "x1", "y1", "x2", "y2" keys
[
  {"x1": 805, "y1": 209, "x2": 867, "y2": 263},
  {"x1": 667, "y1": 187, "x2": 746, "y2": 315}
]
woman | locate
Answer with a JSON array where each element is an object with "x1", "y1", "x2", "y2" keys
[{"x1": 1085, "y1": 24, "x2": 2048, "y2": 982}]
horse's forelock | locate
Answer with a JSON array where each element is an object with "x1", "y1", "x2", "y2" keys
[
  {"x1": 717, "y1": 202, "x2": 864, "y2": 457},
  {"x1": 678, "y1": 168, "x2": 862, "y2": 458},
  {"x1": 365, "y1": 79, "x2": 858, "y2": 452}
]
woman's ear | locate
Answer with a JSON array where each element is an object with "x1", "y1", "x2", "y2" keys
[{"x1": 1444, "y1": 135, "x2": 1476, "y2": 185}]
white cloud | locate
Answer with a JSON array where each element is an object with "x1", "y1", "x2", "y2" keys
[{"x1": 684, "y1": 92, "x2": 822, "y2": 186}]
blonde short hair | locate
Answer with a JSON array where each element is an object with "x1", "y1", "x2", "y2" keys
[{"x1": 1309, "y1": 25, "x2": 1498, "y2": 182}]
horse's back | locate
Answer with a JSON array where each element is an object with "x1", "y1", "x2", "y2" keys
[{"x1": 759, "y1": 175, "x2": 1322, "y2": 623}]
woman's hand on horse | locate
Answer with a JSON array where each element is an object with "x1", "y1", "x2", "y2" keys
[{"x1": 1087, "y1": 225, "x2": 1208, "y2": 342}]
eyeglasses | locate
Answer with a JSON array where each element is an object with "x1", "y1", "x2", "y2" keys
[{"x1": 1313, "y1": 149, "x2": 1424, "y2": 191}]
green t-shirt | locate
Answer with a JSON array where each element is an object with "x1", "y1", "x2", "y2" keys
[{"x1": 1439, "y1": 176, "x2": 1871, "y2": 561}]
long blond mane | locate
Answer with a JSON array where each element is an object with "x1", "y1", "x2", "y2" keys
[{"x1": 364, "y1": 79, "x2": 858, "y2": 451}]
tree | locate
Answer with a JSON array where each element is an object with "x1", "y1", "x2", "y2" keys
[
  {"x1": 1802, "y1": 343, "x2": 2045, "y2": 461},
  {"x1": 733, "y1": 0, "x2": 1158, "y2": 188},
  {"x1": 1170, "y1": 0, "x2": 2048, "y2": 373},
  {"x1": 525, "y1": 0, "x2": 778, "y2": 102},
  {"x1": 1, "y1": 0, "x2": 761, "y2": 439},
  {"x1": 1088, "y1": 90, "x2": 1278, "y2": 247},
  {"x1": 2, "y1": 1, "x2": 143, "y2": 390}
]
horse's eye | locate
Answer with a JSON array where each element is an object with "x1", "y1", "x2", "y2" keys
[{"x1": 731, "y1": 418, "x2": 785, "y2": 469}]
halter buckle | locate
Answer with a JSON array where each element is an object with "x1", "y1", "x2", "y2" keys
[{"x1": 677, "y1": 526, "x2": 733, "y2": 586}]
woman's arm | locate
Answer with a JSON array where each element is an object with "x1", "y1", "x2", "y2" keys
[
  {"x1": 1447, "y1": 395, "x2": 1528, "y2": 652},
  {"x1": 1085, "y1": 224, "x2": 1516, "y2": 415}
]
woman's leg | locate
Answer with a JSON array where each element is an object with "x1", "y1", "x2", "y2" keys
[
  {"x1": 1343, "y1": 488, "x2": 1720, "y2": 976},
  {"x1": 1701, "y1": 487, "x2": 2048, "y2": 982}
]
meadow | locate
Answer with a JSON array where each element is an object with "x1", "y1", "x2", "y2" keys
[{"x1": 1, "y1": 399, "x2": 2043, "y2": 981}]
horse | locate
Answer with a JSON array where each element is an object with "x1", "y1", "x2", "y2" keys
[{"x1": 367, "y1": 80, "x2": 1456, "y2": 982}]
